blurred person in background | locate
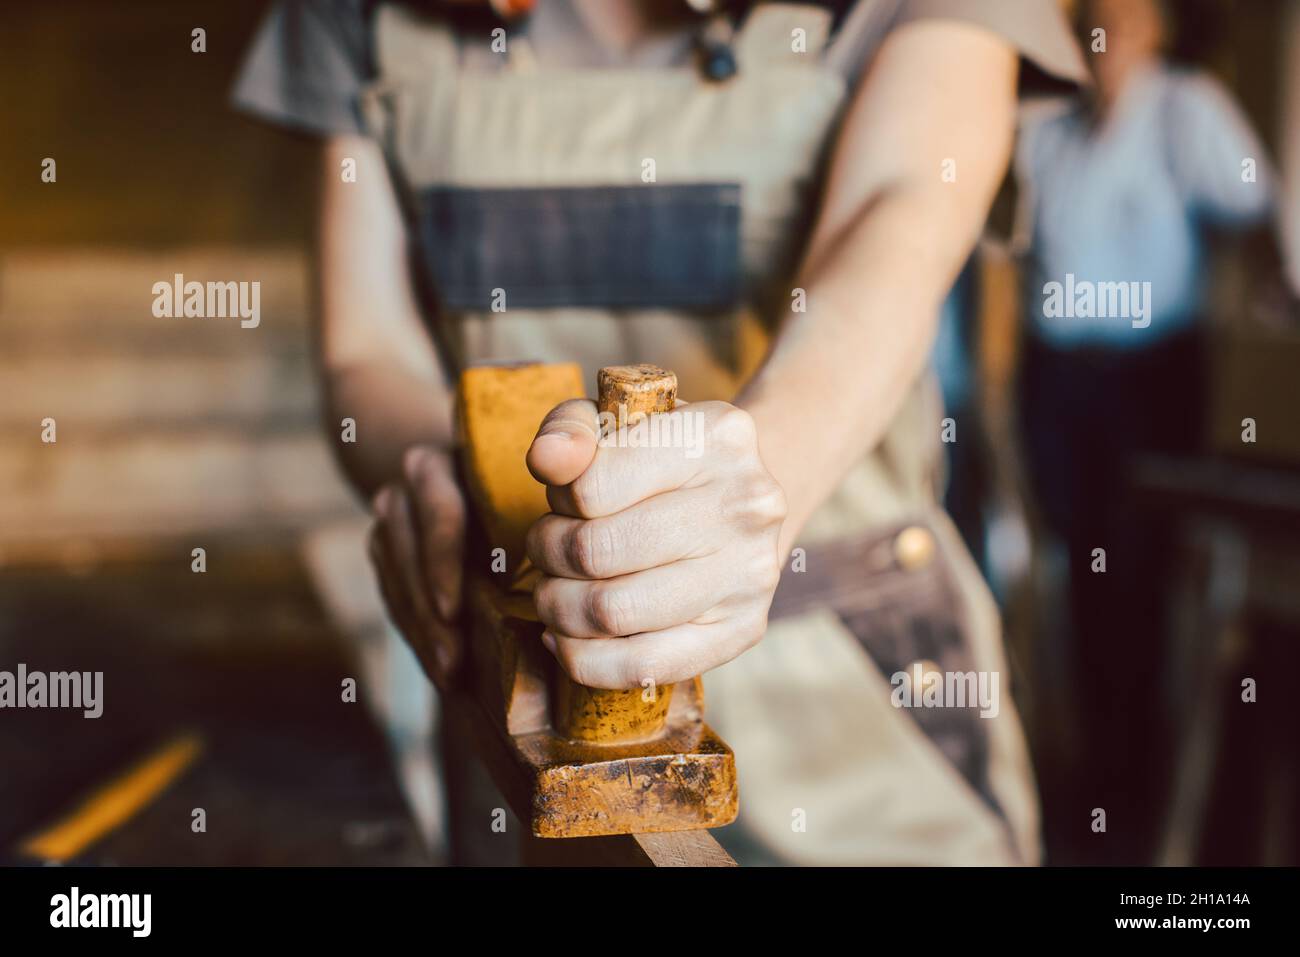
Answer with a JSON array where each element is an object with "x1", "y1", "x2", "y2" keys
[{"x1": 1014, "y1": 0, "x2": 1277, "y2": 861}]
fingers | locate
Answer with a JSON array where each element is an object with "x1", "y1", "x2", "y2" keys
[
  {"x1": 525, "y1": 398, "x2": 782, "y2": 688},
  {"x1": 370, "y1": 482, "x2": 460, "y2": 686},
  {"x1": 545, "y1": 613, "x2": 768, "y2": 690},
  {"x1": 534, "y1": 554, "x2": 733, "y2": 638},
  {"x1": 368, "y1": 521, "x2": 452, "y2": 685},
  {"x1": 525, "y1": 486, "x2": 721, "y2": 579},
  {"x1": 526, "y1": 399, "x2": 600, "y2": 488},
  {"x1": 368, "y1": 519, "x2": 421, "y2": 639},
  {"x1": 532, "y1": 401, "x2": 742, "y2": 521},
  {"x1": 543, "y1": 403, "x2": 728, "y2": 518},
  {"x1": 402, "y1": 447, "x2": 466, "y2": 619},
  {"x1": 374, "y1": 485, "x2": 437, "y2": 623}
]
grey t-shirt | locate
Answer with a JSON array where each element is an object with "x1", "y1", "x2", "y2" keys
[{"x1": 232, "y1": 0, "x2": 1087, "y2": 137}]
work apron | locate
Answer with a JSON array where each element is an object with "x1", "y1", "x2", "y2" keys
[{"x1": 360, "y1": 0, "x2": 1040, "y2": 865}]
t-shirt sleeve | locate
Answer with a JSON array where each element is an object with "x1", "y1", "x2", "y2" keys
[
  {"x1": 230, "y1": 0, "x2": 374, "y2": 137},
  {"x1": 828, "y1": 0, "x2": 1090, "y2": 98}
]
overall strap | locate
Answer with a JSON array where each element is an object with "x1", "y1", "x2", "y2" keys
[
  {"x1": 362, "y1": 3, "x2": 460, "y2": 179},
  {"x1": 358, "y1": 4, "x2": 466, "y2": 383},
  {"x1": 732, "y1": 1, "x2": 835, "y2": 69}
]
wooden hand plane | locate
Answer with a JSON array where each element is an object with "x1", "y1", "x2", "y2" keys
[{"x1": 450, "y1": 361, "x2": 739, "y2": 845}]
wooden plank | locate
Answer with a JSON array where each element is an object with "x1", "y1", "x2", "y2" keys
[
  {"x1": 631, "y1": 830, "x2": 737, "y2": 867},
  {"x1": 520, "y1": 829, "x2": 735, "y2": 867}
]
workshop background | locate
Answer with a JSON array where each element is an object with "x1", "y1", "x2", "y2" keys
[{"x1": 1, "y1": 0, "x2": 1298, "y2": 866}]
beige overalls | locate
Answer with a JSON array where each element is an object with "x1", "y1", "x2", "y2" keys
[{"x1": 360, "y1": 0, "x2": 1040, "y2": 865}]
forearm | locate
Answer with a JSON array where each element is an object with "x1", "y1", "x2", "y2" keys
[
  {"x1": 314, "y1": 134, "x2": 456, "y2": 500},
  {"x1": 737, "y1": 185, "x2": 968, "y2": 555},
  {"x1": 323, "y1": 359, "x2": 456, "y2": 500},
  {"x1": 733, "y1": 16, "x2": 1016, "y2": 557}
]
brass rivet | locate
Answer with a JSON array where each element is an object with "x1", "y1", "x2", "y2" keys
[{"x1": 894, "y1": 525, "x2": 935, "y2": 571}]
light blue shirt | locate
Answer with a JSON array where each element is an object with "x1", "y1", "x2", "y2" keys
[{"x1": 1017, "y1": 63, "x2": 1274, "y2": 349}]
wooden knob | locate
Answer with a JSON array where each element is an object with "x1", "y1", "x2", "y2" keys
[
  {"x1": 597, "y1": 364, "x2": 677, "y2": 428},
  {"x1": 553, "y1": 365, "x2": 679, "y2": 745}
]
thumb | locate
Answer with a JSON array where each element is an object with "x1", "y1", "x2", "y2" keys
[{"x1": 526, "y1": 398, "x2": 600, "y2": 487}]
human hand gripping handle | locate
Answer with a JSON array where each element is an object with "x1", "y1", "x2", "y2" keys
[
  {"x1": 525, "y1": 365, "x2": 788, "y2": 744},
  {"x1": 368, "y1": 446, "x2": 466, "y2": 692}
]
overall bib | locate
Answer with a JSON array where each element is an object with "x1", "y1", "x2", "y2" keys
[{"x1": 360, "y1": 0, "x2": 1040, "y2": 865}]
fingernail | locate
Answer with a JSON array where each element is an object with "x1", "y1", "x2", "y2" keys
[{"x1": 541, "y1": 631, "x2": 557, "y2": 654}]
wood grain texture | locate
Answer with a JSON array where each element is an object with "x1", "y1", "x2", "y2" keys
[
  {"x1": 632, "y1": 829, "x2": 737, "y2": 867},
  {"x1": 520, "y1": 829, "x2": 737, "y2": 867}
]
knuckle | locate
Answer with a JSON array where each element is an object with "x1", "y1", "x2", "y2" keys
[
  {"x1": 737, "y1": 473, "x2": 787, "y2": 525},
  {"x1": 748, "y1": 550, "x2": 782, "y2": 594},
  {"x1": 588, "y1": 582, "x2": 634, "y2": 636},
  {"x1": 728, "y1": 475, "x2": 785, "y2": 527},
  {"x1": 401, "y1": 447, "x2": 430, "y2": 483},
  {"x1": 711, "y1": 405, "x2": 757, "y2": 451},
  {"x1": 570, "y1": 520, "x2": 615, "y2": 578},
  {"x1": 568, "y1": 471, "x2": 606, "y2": 519}
]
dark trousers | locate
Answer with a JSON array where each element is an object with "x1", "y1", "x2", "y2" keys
[{"x1": 1018, "y1": 329, "x2": 1207, "y2": 862}]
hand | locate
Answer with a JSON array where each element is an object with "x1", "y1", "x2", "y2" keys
[
  {"x1": 368, "y1": 446, "x2": 466, "y2": 690},
  {"x1": 525, "y1": 400, "x2": 787, "y2": 690}
]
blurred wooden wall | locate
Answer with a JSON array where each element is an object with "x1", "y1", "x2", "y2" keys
[
  {"x1": 0, "y1": 1, "x2": 353, "y2": 562},
  {"x1": 0, "y1": 249, "x2": 356, "y2": 557}
]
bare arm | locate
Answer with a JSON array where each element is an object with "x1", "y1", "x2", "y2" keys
[
  {"x1": 316, "y1": 135, "x2": 455, "y2": 498},
  {"x1": 737, "y1": 19, "x2": 1018, "y2": 555},
  {"x1": 522, "y1": 22, "x2": 1022, "y2": 690},
  {"x1": 319, "y1": 135, "x2": 465, "y2": 685}
]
